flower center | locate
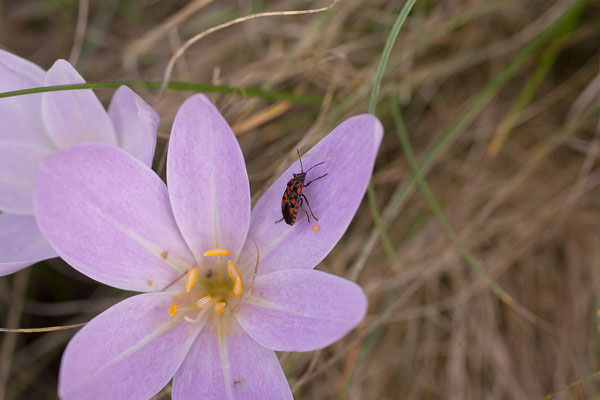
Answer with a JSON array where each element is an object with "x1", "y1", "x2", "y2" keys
[{"x1": 168, "y1": 248, "x2": 243, "y2": 323}]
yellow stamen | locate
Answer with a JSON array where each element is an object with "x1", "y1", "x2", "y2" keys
[
  {"x1": 233, "y1": 277, "x2": 242, "y2": 298},
  {"x1": 227, "y1": 260, "x2": 241, "y2": 281},
  {"x1": 203, "y1": 248, "x2": 231, "y2": 257},
  {"x1": 185, "y1": 266, "x2": 198, "y2": 292},
  {"x1": 196, "y1": 295, "x2": 213, "y2": 308},
  {"x1": 214, "y1": 302, "x2": 226, "y2": 315},
  {"x1": 168, "y1": 304, "x2": 179, "y2": 316}
]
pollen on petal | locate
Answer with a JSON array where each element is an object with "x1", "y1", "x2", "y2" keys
[
  {"x1": 203, "y1": 248, "x2": 231, "y2": 257},
  {"x1": 196, "y1": 295, "x2": 213, "y2": 308},
  {"x1": 214, "y1": 302, "x2": 226, "y2": 315},
  {"x1": 146, "y1": 280, "x2": 153, "y2": 286},
  {"x1": 169, "y1": 304, "x2": 179, "y2": 316},
  {"x1": 227, "y1": 260, "x2": 241, "y2": 281},
  {"x1": 312, "y1": 224, "x2": 320, "y2": 232},
  {"x1": 185, "y1": 266, "x2": 198, "y2": 292},
  {"x1": 161, "y1": 251, "x2": 169, "y2": 260},
  {"x1": 233, "y1": 277, "x2": 242, "y2": 298}
]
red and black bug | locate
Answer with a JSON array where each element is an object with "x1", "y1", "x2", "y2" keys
[{"x1": 276, "y1": 150, "x2": 327, "y2": 226}]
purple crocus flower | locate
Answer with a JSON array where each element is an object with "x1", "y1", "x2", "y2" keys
[
  {"x1": 0, "y1": 50, "x2": 158, "y2": 275},
  {"x1": 34, "y1": 94, "x2": 382, "y2": 399}
]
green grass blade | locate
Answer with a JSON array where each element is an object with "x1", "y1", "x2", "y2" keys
[
  {"x1": 487, "y1": 29, "x2": 573, "y2": 156},
  {"x1": 379, "y1": 0, "x2": 587, "y2": 227},
  {"x1": 366, "y1": 0, "x2": 418, "y2": 261},
  {"x1": 368, "y1": 0, "x2": 418, "y2": 115},
  {"x1": 391, "y1": 99, "x2": 508, "y2": 300},
  {"x1": 540, "y1": 370, "x2": 600, "y2": 399},
  {"x1": 0, "y1": 81, "x2": 323, "y2": 105},
  {"x1": 390, "y1": 98, "x2": 547, "y2": 326}
]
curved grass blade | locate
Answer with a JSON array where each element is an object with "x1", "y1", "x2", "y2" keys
[
  {"x1": 0, "y1": 323, "x2": 86, "y2": 333},
  {"x1": 390, "y1": 97, "x2": 553, "y2": 330},
  {"x1": 379, "y1": 0, "x2": 588, "y2": 229},
  {"x1": 540, "y1": 370, "x2": 600, "y2": 399},
  {"x1": 366, "y1": 0, "x2": 418, "y2": 261},
  {"x1": 0, "y1": 81, "x2": 323, "y2": 105}
]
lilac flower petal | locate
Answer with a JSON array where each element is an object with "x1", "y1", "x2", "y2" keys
[
  {"x1": 0, "y1": 49, "x2": 53, "y2": 147},
  {"x1": 236, "y1": 269, "x2": 367, "y2": 352},
  {"x1": 34, "y1": 143, "x2": 195, "y2": 292},
  {"x1": 108, "y1": 86, "x2": 158, "y2": 168},
  {"x1": 0, "y1": 141, "x2": 52, "y2": 214},
  {"x1": 59, "y1": 292, "x2": 202, "y2": 400},
  {"x1": 167, "y1": 95, "x2": 250, "y2": 260},
  {"x1": 240, "y1": 114, "x2": 383, "y2": 274},
  {"x1": 173, "y1": 320, "x2": 292, "y2": 400},
  {"x1": 41, "y1": 59, "x2": 117, "y2": 149},
  {"x1": 0, "y1": 214, "x2": 56, "y2": 276}
]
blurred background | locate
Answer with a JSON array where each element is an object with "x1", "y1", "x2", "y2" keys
[{"x1": 1, "y1": 0, "x2": 600, "y2": 398}]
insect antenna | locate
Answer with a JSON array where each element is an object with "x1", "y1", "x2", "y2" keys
[
  {"x1": 304, "y1": 161, "x2": 325, "y2": 174},
  {"x1": 296, "y1": 148, "x2": 304, "y2": 172}
]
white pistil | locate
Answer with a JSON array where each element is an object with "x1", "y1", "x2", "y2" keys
[
  {"x1": 181, "y1": 295, "x2": 214, "y2": 324},
  {"x1": 184, "y1": 307, "x2": 209, "y2": 324}
]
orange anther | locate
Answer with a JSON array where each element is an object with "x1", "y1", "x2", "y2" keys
[
  {"x1": 185, "y1": 266, "x2": 198, "y2": 292},
  {"x1": 227, "y1": 260, "x2": 241, "y2": 281},
  {"x1": 214, "y1": 302, "x2": 226, "y2": 315},
  {"x1": 233, "y1": 277, "x2": 242, "y2": 298},
  {"x1": 169, "y1": 304, "x2": 179, "y2": 317},
  {"x1": 203, "y1": 248, "x2": 231, "y2": 257}
]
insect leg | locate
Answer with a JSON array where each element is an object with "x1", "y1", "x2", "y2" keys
[
  {"x1": 275, "y1": 217, "x2": 284, "y2": 224},
  {"x1": 304, "y1": 173, "x2": 328, "y2": 187},
  {"x1": 301, "y1": 208, "x2": 310, "y2": 223},
  {"x1": 301, "y1": 193, "x2": 318, "y2": 221},
  {"x1": 297, "y1": 196, "x2": 310, "y2": 223}
]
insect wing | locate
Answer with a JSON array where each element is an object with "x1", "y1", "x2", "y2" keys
[
  {"x1": 282, "y1": 202, "x2": 295, "y2": 225},
  {"x1": 281, "y1": 181, "x2": 294, "y2": 225}
]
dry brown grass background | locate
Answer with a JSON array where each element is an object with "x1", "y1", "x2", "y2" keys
[{"x1": 1, "y1": 0, "x2": 600, "y2": 399}]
